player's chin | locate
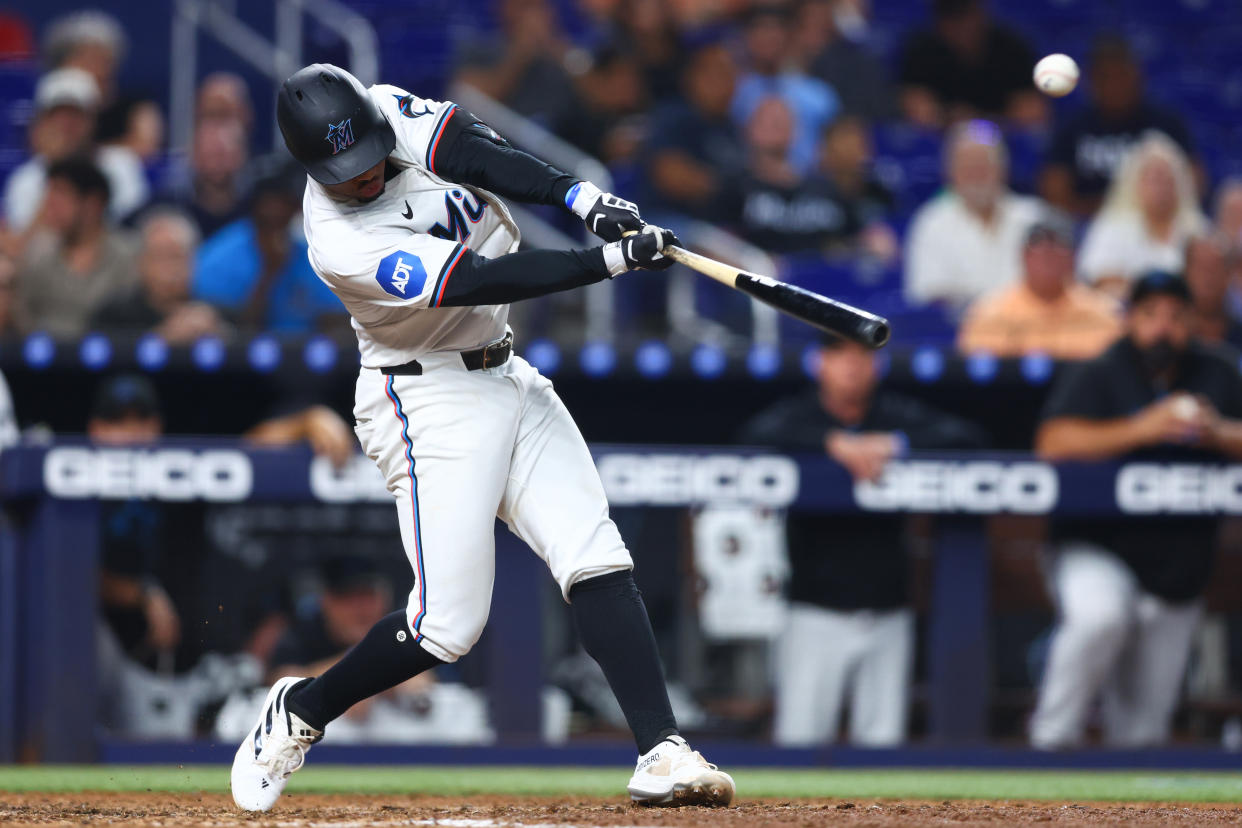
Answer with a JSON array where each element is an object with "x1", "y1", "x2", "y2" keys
[{"x1": 357, "y1": 183, "x2": 385, "y2": 203}]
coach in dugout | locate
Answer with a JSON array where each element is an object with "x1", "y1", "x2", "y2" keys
[
  {"x1": 741, "y1": 336, "x2": 985, "y2": 746},
  {"x1": 1032, "y1": 271, "x2": 1242, "y2": 748}
]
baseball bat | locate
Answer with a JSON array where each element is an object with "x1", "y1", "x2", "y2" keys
[{"x1": 625, "y1": 231, "x2": 891, "y2": 348}]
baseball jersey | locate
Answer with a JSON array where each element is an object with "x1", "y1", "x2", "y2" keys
[{"x1": 302, "y1": 84, "x2": 522, "y2": 368}]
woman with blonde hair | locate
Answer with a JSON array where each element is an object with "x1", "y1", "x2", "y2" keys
[{"x1": 1078, "y1": 131, "x2": 1206, "y2": 295}]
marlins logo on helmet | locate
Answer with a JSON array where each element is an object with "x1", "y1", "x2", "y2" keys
[{"x1": 326, "y1": 119, "x2": 355, "y2": 154}]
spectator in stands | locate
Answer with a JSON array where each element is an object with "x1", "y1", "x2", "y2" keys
[
  {"x1": 732, "y1": 5, "x2": 840, "y2": 175},
  {"x1": 92, "y1": 208, "x2": 225, "y2": 344},
  {"x1": 556, "y1": 46, "x2": 647, "y2": 164},
  {"x1": 0, "y1": 253, "x2": 15, "y2": 335},
  {"x1": 1182, "y1": 235, "x2": 1242, "y2": 351},
  {"x1": 150, "y1": 118, "x2": 250, "y2": 240},
  {"x1": 193, "y1": 174, "x2": 341, "y2": 334},
  {"x1": 97, "y1": 98, "x2": 165, "y2": 167},
  {"x1": 1040, "y1": 36, "x2": 1198, "y2": 218},
  {"x1": 14, "y1": 158, "x2": 137, "y2": 338},
  {"x1": 1078, "y1": 133, "x2": 1206, "y2": 295},
  {"x1": 897, "y1": 0, "x2": 1044, "y2": 129},
  {"x1": 734, "y1": 102, "x2": 893, "y2": 259},
  {"x1": 793, "y1": 0, "x2": 896, "y2": 123},
  {"x1": 904, "y1": 120, "x2": 1042, "y2": 309},
  {"x1": 1032, "y1": 272, "x2": 1242, "y2": 748},
  {"x1": 1214, "y1": 179, "x2": 1242, "y2": 253},
  {"x1": 609, "y1": 0, "x2": 683, "y2": 104},
  {"x1": 957, "y1": 219, "x2": 1121, "y2": 359},
  {"x1": 4, "y1": 67, "x2": 148, "y2": 230},
  {"x1": 817, "y1": 116, "x2": 898, "y2": 262},
  {"x1": 453, "y1": 0, "x2": 576, "y2": 129},
  {"x1": 196, "y1": 72, "x2": 254, "y2": 135},
  {"x1": 645, "y1": 40, "x2": 745, "y2": 223},
  {"x1": 42, "y1": 10, "x2": 126, "y2": 104},
  {"x1": 741, "y1": 335, "x2": 985, "y2": 747}
]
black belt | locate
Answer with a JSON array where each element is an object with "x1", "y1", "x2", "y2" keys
[{"x1": 380, "y1": 333, "x2": 513, "y2": 376}]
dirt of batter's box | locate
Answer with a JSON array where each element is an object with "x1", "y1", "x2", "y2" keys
[{"x1": 2, "y1": 792, "x2": 1242, "y2": 827}]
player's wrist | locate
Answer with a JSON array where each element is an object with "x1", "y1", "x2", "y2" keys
[
  {"x1": 566, "y1": 181, "x2": 602, "y2": 218},
  {"x1": 601, "y1": 241, "x2": 627, "y2": 277}
]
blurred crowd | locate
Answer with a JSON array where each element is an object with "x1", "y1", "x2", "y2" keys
[{"x1": 0, "y1": 1, "x2": 1239, "y2": 352}]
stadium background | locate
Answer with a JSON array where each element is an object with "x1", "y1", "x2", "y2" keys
[{"x1": 4, "y1": 0, "x2": 1242, "y2": 818}]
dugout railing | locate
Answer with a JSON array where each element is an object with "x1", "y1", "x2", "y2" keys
[{"x1": 3, "y1": 440, "x2": 1242, "y2": 767}]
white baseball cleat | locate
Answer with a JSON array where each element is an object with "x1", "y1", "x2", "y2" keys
[
  {"x1": 230, "y1": 676, "x2": 322, "y2": 811},
  {"x1": 626, "y1": 735, "x2": 735, "y2": 807}
]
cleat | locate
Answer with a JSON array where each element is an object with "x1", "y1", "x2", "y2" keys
[
  {"x1": 230, "y1": 676, "x2": 322, "y2": 811},
  {"x1": 626, "y1": 735, "x2": 735, "y2": 807}
]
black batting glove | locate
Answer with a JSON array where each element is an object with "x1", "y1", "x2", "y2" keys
[
  {"x1": 602, "y1": 225, "x2": 682, "y2": 275},
  {"x1": 566, "y1": 181, "x2": 645, "y2": 242}
]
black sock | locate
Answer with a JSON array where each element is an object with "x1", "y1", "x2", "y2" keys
[
  {"x1": 570, "y1": 570, "x2": 679, "y2": 754},
  {"x1": 285, "y1": 610, "x2": 443, "y2": 731}
]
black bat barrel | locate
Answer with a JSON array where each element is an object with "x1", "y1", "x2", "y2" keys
[{"x1": 735, "y1": 273, "x2": 891, "y2": 348}]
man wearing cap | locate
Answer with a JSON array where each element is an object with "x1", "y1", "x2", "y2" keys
[
  {"x1": 740, "y1": 336, "x2": 986, "y2": 746},
  {"x1": 3, "y1": 66, "x2": 148, "y2": 231},
  {"x1": 1032, "y1": 271, "x2": 1242, "y2": 747},
  {"x1": 957, "y1": 218, "x2": 1122, "y2": 359}
]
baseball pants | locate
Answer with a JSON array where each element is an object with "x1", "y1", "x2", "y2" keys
[
  {"x1": 353, "y1": 351, "x2": 633, "y2": 664},
  {"x1": 1030, "y1": 543, "x2": 1202, "y2": 748},
  {"x1": 773, "y1": 603, "x2": 914, "y2": 747}
]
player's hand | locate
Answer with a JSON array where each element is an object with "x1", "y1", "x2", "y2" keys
[
  {"x1": 303, "y1": 405, "x2": 355, "y2": 468},
  {"x1": 567, "y1": 181, "x2": 645, "y2": 242},
  {"x1": 142, "y1": 583, "x2": 182, "y2": 651},
  {"x1": 1134, "y1": 393, "x2": 1206, "y2": 446},
  {"x1": 825, "y1": 431, "x2": 900, "y2": 482},
  {"x1": 603, "y1": 225, "x2": 680, "y2": 275}
]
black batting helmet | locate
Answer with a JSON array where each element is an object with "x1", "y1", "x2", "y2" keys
[{"x1": 276, "y1": 63, "x2": 396, "y2": 186}]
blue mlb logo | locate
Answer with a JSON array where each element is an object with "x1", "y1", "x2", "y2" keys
[
  {"x1": 375, "y1": 251, "x2": 428, "y2": 299},
  {"x1": 325, "y1": 119, "x2": 355, "y2": 155}
]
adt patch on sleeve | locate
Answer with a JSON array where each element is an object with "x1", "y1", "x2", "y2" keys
[{"x1": 375, "y1": 250, "x2": 429, "y2": 299}]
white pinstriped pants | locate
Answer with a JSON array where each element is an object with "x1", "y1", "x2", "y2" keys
[{"x1": 352, "y1": 352, "x2": 633, "y2": 663}]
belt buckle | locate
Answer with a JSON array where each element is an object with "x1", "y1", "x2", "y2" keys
[{"x1": 482, "y1": 333, "x2": 512, "y2": 369}]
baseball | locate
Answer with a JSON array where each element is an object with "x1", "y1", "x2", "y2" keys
[
  {"x1": 1033, "y1": 53, "x2": 1079, "y2": 97},
  {"x1": 1172, "y1": 395, "x2": 1200, "y2": 422}
]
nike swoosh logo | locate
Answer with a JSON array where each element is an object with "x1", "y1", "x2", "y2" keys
[{"x1": 401, "y1": 201, "x2": 413, "y2": 220}]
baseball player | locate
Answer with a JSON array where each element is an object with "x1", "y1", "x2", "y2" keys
[{"x1": 230, "y1": 64, "x2": 734, "y2": 811}]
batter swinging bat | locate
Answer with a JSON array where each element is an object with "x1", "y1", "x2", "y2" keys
[{"x1": 631, "y1": 231, "x2": 891, "y2": 348}]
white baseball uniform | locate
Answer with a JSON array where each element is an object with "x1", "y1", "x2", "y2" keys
[{"x1": 303, "y1": 85, "x2": 633, "y2": 663}]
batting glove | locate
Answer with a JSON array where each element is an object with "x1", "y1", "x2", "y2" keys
[
  {"x1": 602, "y1": 225, "x2": 681, "y2": 276},
  {"x1": 567, "y1": 181, "x2": 644, "y2": 242}
]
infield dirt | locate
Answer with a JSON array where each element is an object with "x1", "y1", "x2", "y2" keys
[{"x1": 4, "y1": 792, "x2": 1242, "y2": 826}]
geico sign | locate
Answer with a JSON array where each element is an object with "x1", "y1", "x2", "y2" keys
[
  {"x1": 1117, "y1": 464, "x2": 1242, "y2": 514},
  {"x1": 855, "y1": 460, "x2": 1057, "y2": 513},
  {"x1": 309, "y1": 455, "x2": 391, "y2": 503},
  {"x1": 44, "y1": 447, "x2": 252, "y2": 501},
  {"x1": 597, "y1": 453, "x2": 799, "y2": 507}
]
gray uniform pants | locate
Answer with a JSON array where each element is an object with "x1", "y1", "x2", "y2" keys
[
  {"x1": 774, "y1": 603, "x2": 913, "y2": 747},
  {"x1": 1030, "y1": 543, "x2": 1202, "y2": 749}
]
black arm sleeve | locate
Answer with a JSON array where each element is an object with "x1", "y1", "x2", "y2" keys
[
  {"x1": 433, "y1": 109, "x2": 578, "y2": 207},
  {"x1": 439, "y1": 246, "x2": 610, "y2": 307}
]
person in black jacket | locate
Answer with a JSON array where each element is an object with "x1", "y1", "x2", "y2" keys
[
  {"x1": 1031, "y1": 271, "x2": 1242, "y2": 748},
  {"x1": 740, "y1": 335, "x2": 986, "y2": 746}
]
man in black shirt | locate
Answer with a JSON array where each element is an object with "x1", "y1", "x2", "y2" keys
[
  {"x1": 1039, "y1": 36, "x2": 1198, "y2": 217},
  {"x1": 897, "y1": 0, "x2": 1044, "y2": 129},
  {"x1": 741, "y1": 337, "x2": 986, "y2": 745},
  {"x1": 1032, "y1": 271, "x2": 1242, "y2": 748}
]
